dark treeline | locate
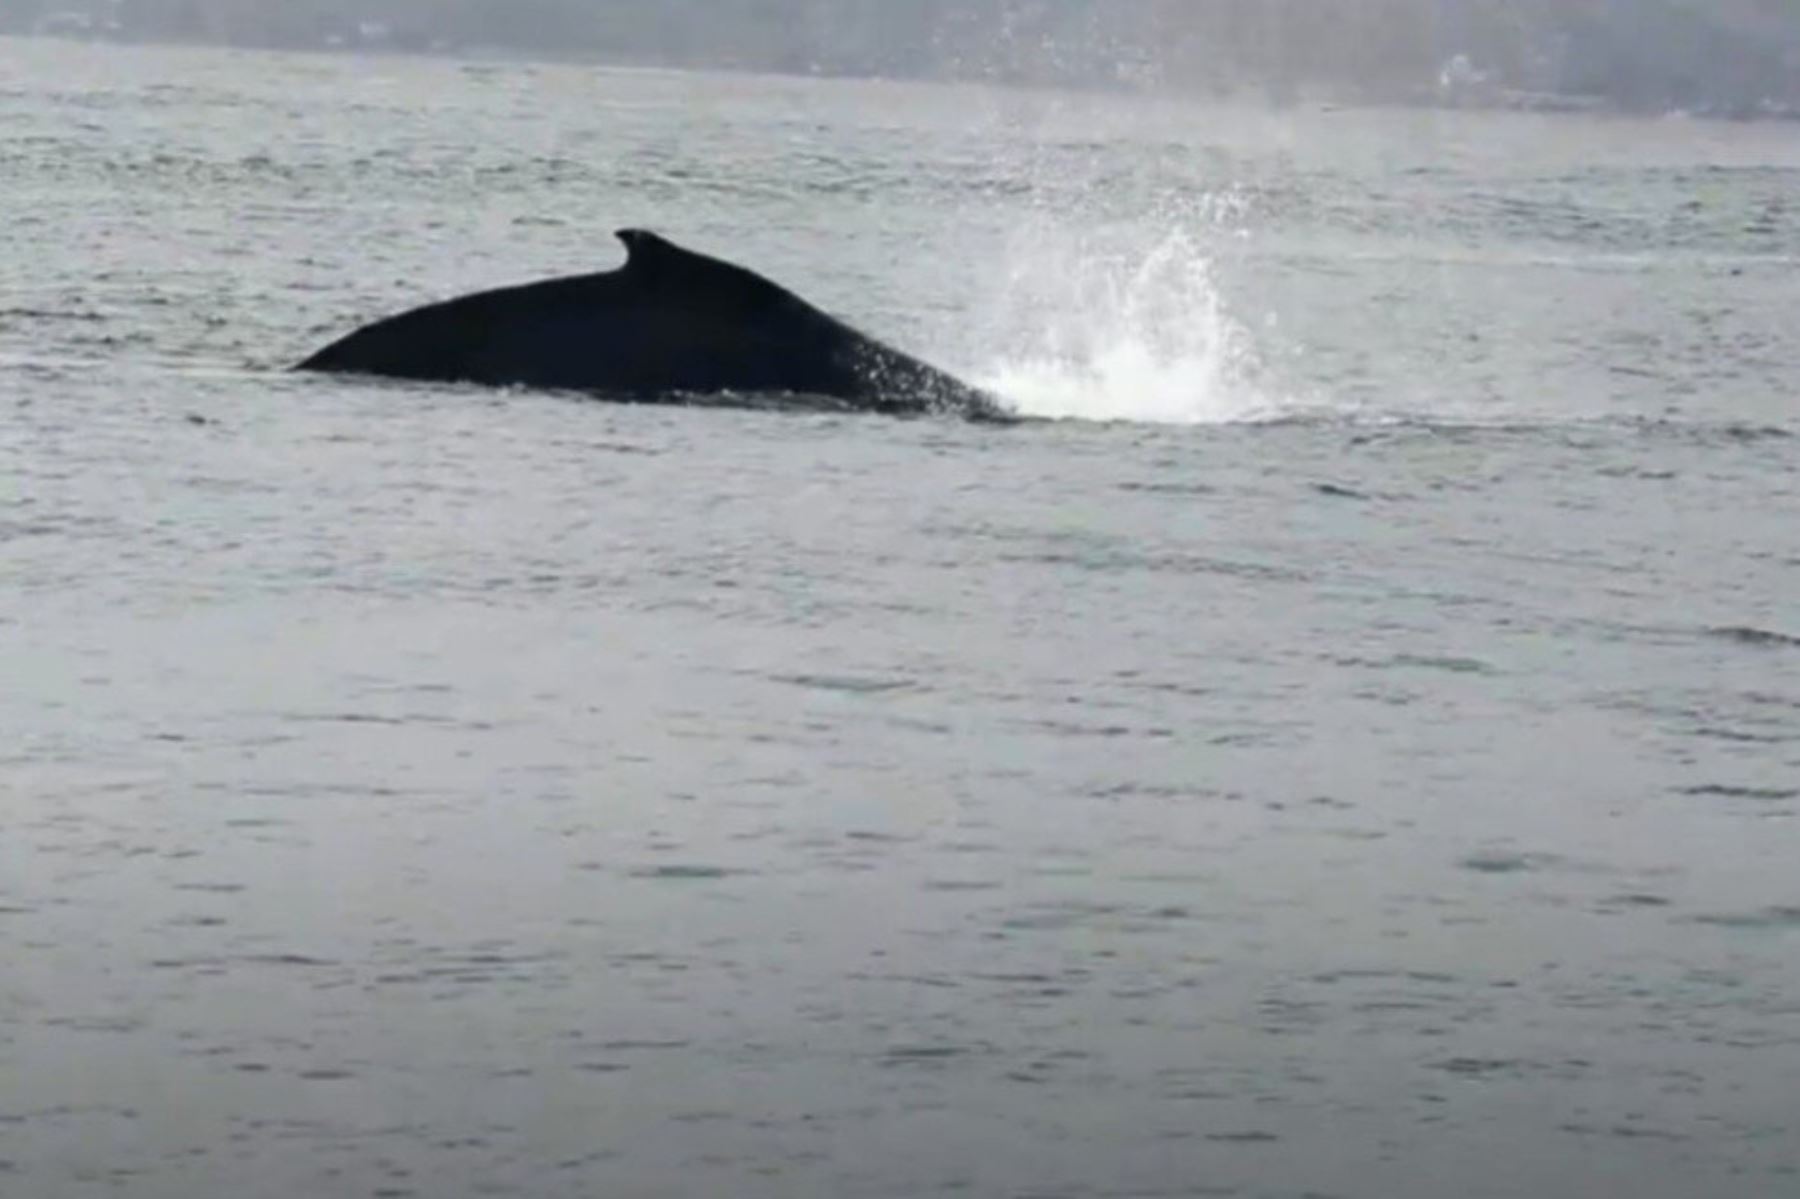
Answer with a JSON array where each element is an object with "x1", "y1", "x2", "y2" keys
[{"x1": 8, "y1": 0, "x2": 1799, "y2": 116}]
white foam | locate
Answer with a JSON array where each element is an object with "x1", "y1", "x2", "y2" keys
[{"x1": 971, "y1": 215, "x2": 1288, "y2": 425}]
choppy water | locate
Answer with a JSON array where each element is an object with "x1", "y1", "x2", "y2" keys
[{"x1": 3, "y1": 35, "x2": 1798, "y2": 1199}]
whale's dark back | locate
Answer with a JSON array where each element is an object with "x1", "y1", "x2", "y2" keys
[{"x1": 298, "y1": 230, "x2": 1004, "y2": 419}]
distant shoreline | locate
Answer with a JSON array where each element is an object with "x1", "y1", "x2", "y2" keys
[{"x1": 9, "y1": 30, "x2": 1799, "y2": 126}]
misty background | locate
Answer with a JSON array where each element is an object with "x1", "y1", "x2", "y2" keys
[{"x1": 5, "y1": 0, "x2": 1799, "y2": 118}]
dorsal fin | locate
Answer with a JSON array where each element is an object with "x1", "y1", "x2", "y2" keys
[
  {"x1": 612, "y1": 228, "x2": 819, "y2": 319},
  {"x1": 616, "y1": 229, "x2": 750, "y2": 284},
  {"x1": 615, "y1": 227, "x2": 679, "y2": 270}
]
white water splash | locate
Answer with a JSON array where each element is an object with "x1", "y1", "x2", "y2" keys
[{"x1": 973, "y1": 214, "x2": 1287, "y2": 424}]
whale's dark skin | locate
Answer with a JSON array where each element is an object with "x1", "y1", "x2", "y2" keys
[{"x1": 297, "y1": 229, "x2": 1011, "y2": 421}]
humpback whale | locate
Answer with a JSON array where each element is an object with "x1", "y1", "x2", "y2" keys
[{"x1": 298, "y1": 229, "x2": 1010, "y2": 421}]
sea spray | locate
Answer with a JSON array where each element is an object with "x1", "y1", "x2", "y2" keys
[{"x1": 970, "y1": 196, "x2": 1295, "y2": 424}]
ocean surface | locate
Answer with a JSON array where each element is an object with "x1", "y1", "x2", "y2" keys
[{"x1": 3, "y1": 35, "x2": 1798, "y2": 1199}]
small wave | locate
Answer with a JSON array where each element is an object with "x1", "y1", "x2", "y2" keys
[
  {"x1": 1298, "y1": 413, "x2": 1799, "y2": 443},
  {"x1": 1459, "y1": 850, "x2": 1565, "y2": 875},
  {"x1": 1648, "y1": 420, "x2": 1794, "y2": 444},
  {"x1": 628, "y1": 865, "x2": 749, "y2": 881},
  {"x1": 1691, "y1": 906, "x2": 1800, "y2": 931},
  {"x1": 765, "y1": 672, "x2": 914, "y2": 694},
  {"x1": 0, "y1": 306, "x2": 105, "y2": 322},
  {"x1": 1679, "y1": 784, "x2": 1799, "y2": 802},
  {"x1": 1706, "y1": 626, "x2": 1800, "y2": 649},
  {"x1": 1375, "y1": 653, "x2": 1498, "y2": 676}
]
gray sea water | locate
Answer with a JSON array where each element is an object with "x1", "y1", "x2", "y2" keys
[{"x1": 3, "y1": 34, "x2": 1799, "y2": 1199}]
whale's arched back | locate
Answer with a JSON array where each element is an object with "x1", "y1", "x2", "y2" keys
[{"x1": 298, "y1": 229, "x2": 1006, "y2": 420}]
